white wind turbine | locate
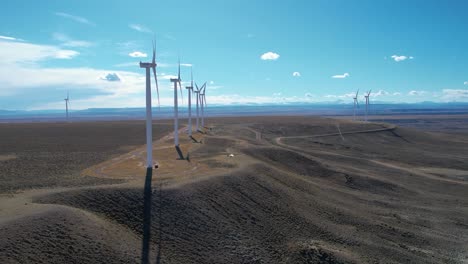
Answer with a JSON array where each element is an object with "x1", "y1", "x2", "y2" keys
[
  {"x1": 139, "y1": 41, "x2": 160, "y2": 169},
  {"x1": 170, "y1": 59, "x2": 184, "y2": 148},
  {"x1": 194, "y1": 82, "x2": 206, "y2": 132},
  {"x1": 364, "y1": 90, "x2": 371, "y2": 121},
  {"x1": 64, "y1": 92, "x2": 70, "y2": 122},
  {"x1": 200, "y1": 83, "x2": 207, "y2": 128},
  {"x1": 352, "y1": 89, "x2": 359, "y2": 121},
  {"x1": 185, "y1": 67, "x2": 194, "y2": 136}
]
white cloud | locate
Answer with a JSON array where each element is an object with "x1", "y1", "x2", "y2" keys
[
  {"x1": 391, "y1": 55, "x2": 413, "y2": 62},
  {"x1": 55, "y1": 12, "x2": 94, "y2": 26},
  {"x1": 324, "y1": 92, "x2": 355, "y2": 99},
  {"x1": 393, "y1": 92, "x2": 402, "y2": 96},
  {"x1": 408, "y1": 90, "x2": 426, "y2": 96},
  {"x1": 464, "y1": 81, "x2": 467, "y2": 85},
  {"x1": 52, "y1": 33, "x2": 92, "y2": 48},
  {"x1": 180, "y1": 63, "x2": 192, "y2": 67},
  {"x1": 129, "y1": 51, "x2": 147, "y2": 58},
  {"x1": 0, "y1": 39, "x2": 79, "y2": 62},
  {"x1": 210, "y1": 81, "x2": 214, "y2": 85},
  {"x1": 100, "y1": 73, "x2": 122, "y2": 82},
  {"x1": 441, "y1": 89, "x2": 468, "y2": 102},
  {"x1": 0, "y1": 35, "x2": 23, "y2": 41},
  {"x1": 331, "y1": 73, "x2": 350, "y2": 79},
  {"x1": 114, "y1": 62, "x2": 139, "y2": 67},
  {"x1": 129, "y1": 24, "x2": 152, "y2": 33},
  {"x1": 260, "y1": 52, "x2": 280, "y2": 60},
  {"x1": 292, "y1": 71, "x2": 301, "y2": 77},
  {"x1": 371, "y1": 90, "x2": 389, "y2": 97}
]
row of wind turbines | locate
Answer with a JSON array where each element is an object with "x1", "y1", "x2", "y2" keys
[
  {"x1": 140, "y1": 41, "x2": 208, "y2": 168},
  {"x1": 352, "y1": 89, "x2": 372, "y2": 121}
]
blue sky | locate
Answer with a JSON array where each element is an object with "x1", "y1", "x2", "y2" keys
[{"x1": 1, "y1": 0, "x2": 467, "y2": 110}]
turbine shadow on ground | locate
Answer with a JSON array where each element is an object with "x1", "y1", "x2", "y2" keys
[
  {"x1": 155, "y1": 183, "x2": 163, "y2": 264},
  {"x1": 141, "y1": 168, "x2": 152, "y2": 264}
]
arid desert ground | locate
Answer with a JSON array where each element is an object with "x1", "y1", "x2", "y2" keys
[{"x1": 1, "y1": 116, "x2": 468, "y2": 263}]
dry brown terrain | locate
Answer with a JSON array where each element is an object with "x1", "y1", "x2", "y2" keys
[{"x1": 1, "y1": 116, "x2": 468, "y2": 263}]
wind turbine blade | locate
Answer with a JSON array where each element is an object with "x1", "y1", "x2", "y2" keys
[
  {"x1": 203, "y1": 95, "x2": 207, "y2": 106},
  {"x1": 195, "y1": 82, "x2": 199, "y2": 91},
  {"x1": 368, "y1": 90, "x2": 372, "y2": 96},
  {"x1": 355, "y1": 89, "x2": 359, "y2": 97},
  {"x1": 179, "y1": 81, "x2": 184, "y2": 104},
  {"x1": 153, "y1": 67, "x2": 160, "y2": 108},
  {"x1": 190, "y1": 67, "x2": 193, "y2": 88},
  {"x1": 178, "y1": 57, "x2": 181, "y2": 80},
  {"x1": 152, "y1": 40, "x2": 156, "y2": 65}
]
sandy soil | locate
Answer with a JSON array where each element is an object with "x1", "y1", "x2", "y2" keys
[{"x1": 1, "y1": 116, "x2": 468, "y2": 263}]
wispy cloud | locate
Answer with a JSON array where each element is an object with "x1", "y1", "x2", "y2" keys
[
  {"x1": 371, "y1": 90, "x2": 389, "y2": 97},
  {"x1": 390, "y1": 55, "x2": 414, "y2": 62},
  {"x1": 324, "y1": 92, "x2": 355, "y2": 99},
  {"x1": 181, "y1": 63, "x2": 192, "y2": 67},
  {"x1": 129, "y1": 51, "x2": 147, "y2": 58},
  {"x1": 52, "y1": 33, "x2": 92, "y2": 48},
  {"x1": 408, "y1": 90, "x2": 426, "y2": 96},
  {"x1": 114, "y1": 62, "x2": 139, "y2": 67},
  {"x1": 0, "y1": 35, "x2": 23, "y2": 41},
  {"x1": 0, "y1": 39, "x2": 79, "y2": 62},
  {"x1": 464, "y1": 81, "x2": 467, "y2": 85},
  {"x1": 331, "y1": 73, "x2": 350, "y2": 79},
  {"x1": 260, "y1": 52, "x2": 280, "y2": 60},
  {"x1": 100, "y1": 73, "x2": 122, "y2": 82},
  {"x1": 292, "y1": 71, "x2": 301, "y2": 77},
  {"x1": 441, "y1": 89, "x2": 468, "y2": 102},
  {"x1": 129, "y1": 24, "x2": 152, "y2": 33},
  {"x1": 393, "y1": 92, "x2": 402, "y2": 96},
  {"x1": 55, "y1": 12, "x2": 94, "y2": 26}
]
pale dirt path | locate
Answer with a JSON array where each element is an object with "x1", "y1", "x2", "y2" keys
[
  {"x1": 275, "y1": 124, "x2": 397, "y2": 145},
  {"x1": 271, "y1": 123, "x2": 468, "y2": 186}
]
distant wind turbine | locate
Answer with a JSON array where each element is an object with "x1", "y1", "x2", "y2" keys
[
  {"x1": 353, "y1": 89, "x2": 359, "y2": 121},
  {"x1": 139, "y1": 41, "x2": 160, "y2": 169},
  {"x1": 364, "y1": 90, "x2": 371, "y2": 121},
  {"x1": 200, "y1": 83, "x2": 207, "y2": 128},
  {"x1": 185, "y1": 67, "x2": 194, "y2": 136},
  {"x1": 194, "y1": 82, "x2": 206, "y2": 132},
  {"x1": 64, "y1": 92, "x2": 70, "y2": 122},
  {"x1": 170, "y1": 59, "x2": 184, "y2": 148}
]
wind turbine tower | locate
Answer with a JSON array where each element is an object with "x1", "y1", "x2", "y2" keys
[
  {"x1": 185, "y1": 67, "x2": 194, "y2": 136},
  {"x1": 139, "y1": 41, "x2": 160, "y2": 169},
  {"x1": 170, "y1": 60, "x2": 184, "y2": 147},
  {"x1": 364, "y1": 90, "x2": 371, "y2": 121},
  {"x1": 352, "y1": 89, "x2": 359, "y2": 121},
  {"x1": 64, "y1": 92, "x2": 69, "y2": 122},
  {"x1": 200, "y1": 84, "x2": 207, "y2": 128}
]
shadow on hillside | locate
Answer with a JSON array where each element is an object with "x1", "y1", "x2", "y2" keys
[{"x1": 141, "y1": 168, "x2": 152, "y2": 264}]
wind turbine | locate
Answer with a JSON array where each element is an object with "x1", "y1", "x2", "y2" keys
[
  {"x1": 185, "y1": 67, "x2": 194, "y2": 136},
  {"x1": 64, "y1": 92, "x2": 69, "y2": 122},
  {"x1": 139, "y1": 41, "x2": 160, "y2": 169},
  {"x1": 200, "y1": 84, "x2": 207, "y2": 128},
  {"x1": 352, "y1": 89, "x2": 359, "y2": 121},
  {"x1": 364, "y1": 90, "x2": 371, "y2": 121},
  {"x1": 170, "y1": 59, "x2": 184, "y2": 148},
  {"x1": 194, "y1": 82, "x2": 205, "y2": 132}
]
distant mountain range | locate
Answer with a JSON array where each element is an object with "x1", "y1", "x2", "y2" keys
[{"x1": 1, "y1": 102, "x2": 468, "y2": 123}]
